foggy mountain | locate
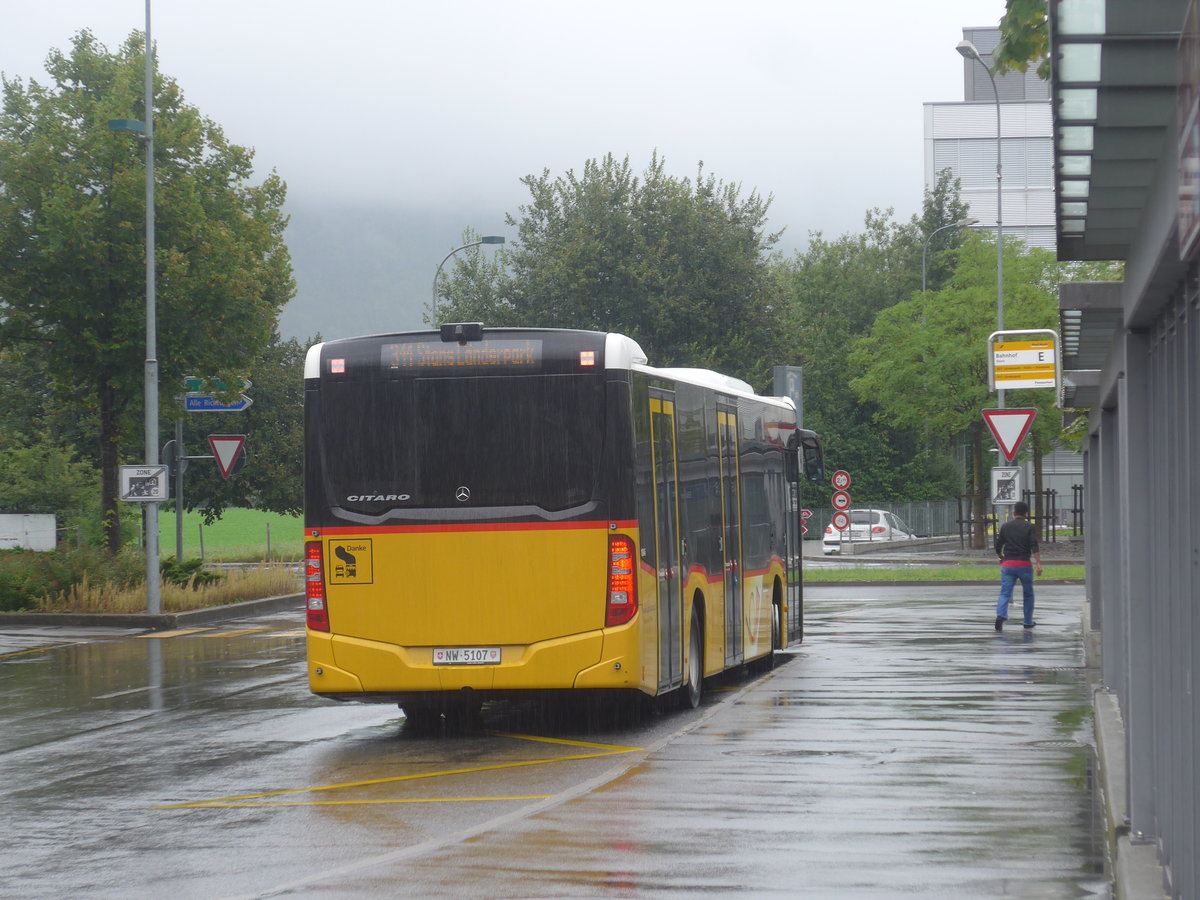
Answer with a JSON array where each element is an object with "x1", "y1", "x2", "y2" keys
[{"x1": 277, "y1": 199, "x2": 509, "y2": 344}]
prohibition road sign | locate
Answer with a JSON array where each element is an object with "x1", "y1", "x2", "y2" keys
[
  {"x1": 831, "y1": 470, "x2": 851, "y2": 491},
  {"x1": 832, "y1": 490, "x2": 852, "y2": 511},
  {"x1": 832, "y1": 510, "x2": 851, "y2": 531}
]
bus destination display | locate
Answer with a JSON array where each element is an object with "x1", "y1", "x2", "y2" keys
[{"x1": 381, "y1": 339, "x2": 543, "y2": 373}]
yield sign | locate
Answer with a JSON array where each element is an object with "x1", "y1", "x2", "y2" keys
[
  {"x1": 207, "y1": 434, "x2": 247, "y2": 479},
  {"x1": 981, "y1": 408, "x2": 1037, "y2": 462}
]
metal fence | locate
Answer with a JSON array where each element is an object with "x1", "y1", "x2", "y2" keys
[
  {"x1": 803, "y1": 499, "x2": 960, "y2": 542},
  {"x1": 954, "y1": 486, "x2": 1086, "y2": 549},
  {"x1": 805, "y1": 488, "x2": 1086, "y2": 548}
]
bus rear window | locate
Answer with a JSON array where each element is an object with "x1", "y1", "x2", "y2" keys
[{"x1": 315, "y1": 374, "x2": 605, "y2": 514}]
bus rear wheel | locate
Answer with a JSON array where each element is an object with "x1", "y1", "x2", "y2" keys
[{"x1": 680, "y1": 612, "x2": 703, "y2": 710}]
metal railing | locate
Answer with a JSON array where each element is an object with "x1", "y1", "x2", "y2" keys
[{"x1": 804, "y1": 499, "x2": 960, "y2": 542}]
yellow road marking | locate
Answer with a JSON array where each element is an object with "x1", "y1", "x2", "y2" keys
[
  {"x1": 137, "y1": 628, "x2": 211, "y2": 639},
  {"x1": 157, "y1": 732, "x2": 642, "y2": 810},
  {"x1": 0, "y1": 645, "x2": 66, "y2": 659},
  {"x1": 162, "y1": 794, "x2": 553, "y2": 809},
  {"x1": 201, "y1": 627, "x2": 269, "y2": 638},
  {"x1": 493, "y1": 732, "x2": 643, "y2": 753}
]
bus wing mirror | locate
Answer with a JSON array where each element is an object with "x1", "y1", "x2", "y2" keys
[{"x1": 800, "y1": 434, "x2": 824, "y2": 483}]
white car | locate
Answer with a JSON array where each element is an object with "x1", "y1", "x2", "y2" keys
[{"x1": 822, "y1": 508, "x2": 918, "y2": 555}]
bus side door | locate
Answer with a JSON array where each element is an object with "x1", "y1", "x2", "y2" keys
[
  {"x1": 718, "y1": 404, "x2": 743, "y2": 668},
  {"x1": 649, "y1": 391, "x2": 683, "y2": 693}
]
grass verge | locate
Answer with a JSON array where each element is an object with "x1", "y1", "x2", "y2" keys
[
  {"x1": 805, "y1": 564, "x2": 1085, "y2": 583},
  {"x1": 32, "y1": 565, "x2": 301, "y2": 615}
]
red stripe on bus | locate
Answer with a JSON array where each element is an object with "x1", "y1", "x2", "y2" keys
[{"x1": 686, "y1": 564, "x2": 723, "y2": 584}]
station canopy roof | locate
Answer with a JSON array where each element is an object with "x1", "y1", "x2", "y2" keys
[{"x1": 1051, "y1": 0, "x2": 1188, "y2": 407}]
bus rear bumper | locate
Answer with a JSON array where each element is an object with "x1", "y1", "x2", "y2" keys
[
  {"x1": 310, "y1": 628, "x2": 642, "y2": 696},
  {"x1": 306, "y1": 633, "x2": 365, "y2": 693}
]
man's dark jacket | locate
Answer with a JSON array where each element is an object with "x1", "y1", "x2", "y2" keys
[{"x1": 996, "y1": 517, "x2": 1039, "y2": 562}]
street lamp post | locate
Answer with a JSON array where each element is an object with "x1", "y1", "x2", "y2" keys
[
  {"x1": 921, "y1": 218, "x2": 978, "y2": 292},
  {"x1": 431, "y1": 236, "x2": 505, "y2": 323},
  {"x1": 110, "y1": 2, "x2": 159, "y2": 613},
  {"x1": 957, "y1": 39, "x2": 1004, "y2": 409}
]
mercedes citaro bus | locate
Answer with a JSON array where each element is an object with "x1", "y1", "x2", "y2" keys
[{"x1": 303, "y1": 324, "x2": 823, "y2": 720}]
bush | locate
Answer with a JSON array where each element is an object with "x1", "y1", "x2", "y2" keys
[
  {"x1": 160, "y1": 558, "x2": 224, "y2": 589},
  {"x1": 0, "y1": 547, "x2": 142, "y2": 612}
]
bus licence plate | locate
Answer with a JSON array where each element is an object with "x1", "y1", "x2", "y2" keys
[{"x1": 433, "y1": 647, "x2": 501, "y2": 666}]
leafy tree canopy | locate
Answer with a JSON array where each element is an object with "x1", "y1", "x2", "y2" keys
[
  {"x1": 995, "y1": 0, "x2": 1050, "y2": 80},
  {"x1": 437, "y1": 152, "x2": 784, "y2": 388},
  {"x1": 0, "y1": 31, "x2": 294, "y2": 551},
  {"x1": 776, "y1": 171, "x2": 971, "y2": 503}
]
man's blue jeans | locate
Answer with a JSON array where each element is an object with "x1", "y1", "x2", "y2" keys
[{"x1": 997, "y1": 565, "x2": 1035, "y2": 625}]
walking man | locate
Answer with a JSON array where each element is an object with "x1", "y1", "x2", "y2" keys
[{"x1": 994, "y1": 501, "x2": 1042, "y2": 631}]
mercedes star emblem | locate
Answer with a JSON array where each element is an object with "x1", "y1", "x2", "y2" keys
[{"x1": 455, "y1": 486, "x2": 471, "y2": 502}]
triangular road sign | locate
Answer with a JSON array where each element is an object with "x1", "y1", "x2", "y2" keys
[
  {"x1": 207, "y1": 434, "x2": 247, "y2": 479},
  {"x1": 981, "y1": 408, "x2": 1037, "y2": 462}
]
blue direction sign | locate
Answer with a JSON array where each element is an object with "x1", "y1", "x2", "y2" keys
[{"x1": 183, "y1": 392, "x2": 253, "y2": 412}]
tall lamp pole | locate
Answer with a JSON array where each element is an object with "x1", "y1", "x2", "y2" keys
[
  {"x1": 110, "y1": 3, "x2": 159, "y2": 612},
  {"x1": 921, "y1": 218, "x2": 978, "y2": 292},
  {"x1": 143, "y1": 0, "x2": 159, "y2": 613},
  {"x1": 957, "y1": 39, "x2": 1004, "y2": 409},
  {"x1": 431, "y1": 235, "x2": 505, "y2": 323}
]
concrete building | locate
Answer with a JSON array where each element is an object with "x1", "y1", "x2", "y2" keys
[
  {"x1": 924, "y1": 26, "x2": 1057, "y2": 251},
  {"x1": 1052, "y1": 0, "x2": 1198, "y2": 896}
]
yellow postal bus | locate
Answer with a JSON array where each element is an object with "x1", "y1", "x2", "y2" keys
[{"x1": 304, "y1": 325, "x2": 823, "y2": 719}]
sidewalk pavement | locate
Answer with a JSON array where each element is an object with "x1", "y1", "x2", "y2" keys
[{"x1": 0, "y1": 591, "x2": 303, "y2": 634}]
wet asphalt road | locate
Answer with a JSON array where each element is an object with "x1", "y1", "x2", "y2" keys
[{"x1": 0, "y1": 584, "x2": 1106, "y2": 898}]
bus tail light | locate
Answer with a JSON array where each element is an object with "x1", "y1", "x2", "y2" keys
[
  {"x1": 305, "y1": 541, "x2": 330, "y2": 632},
  {"x1": 606, "y1": 535, "x2": 638, "y2": 627}
]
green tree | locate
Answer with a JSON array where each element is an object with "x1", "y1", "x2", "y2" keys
[
  {"x1": 0, "y1": 31, "x2": 294, "y2": 554},
  {"x1": 995, "y1": 0, "x2": 1050, "y2": 80},
  {"x1": 847, "y1": 235, "x2": 1079, "y2": 544},
  {"x1": 778, "y1": 169, "x2": 973, "y2": 504},
  {"x1": 918, "y1": 168, "x2": 973, "y2": 294},
  {"x1": 437, "y1": 152, "x2": 784, "y2": 387},
  {"x1": 0, "y1": 436, "x2": 102, "y2": 540}
]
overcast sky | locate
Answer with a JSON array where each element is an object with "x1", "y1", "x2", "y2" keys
[
  {"x1": 3, "y1": 1, "x2": 1007, "y2": 335},
  {"x1": 4, "y1": 0, "x2": 1007, "y2": 232}
]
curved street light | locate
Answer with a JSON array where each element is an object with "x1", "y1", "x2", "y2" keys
[
  {"x1": 921, "y1": 218, "x2": 978, "y2": 292},
  {"x1": 957, "y1": 38, "x2": 1005, "y2": 408},
  {"x1": 431, "y1": 235, "x2": 505, "y2": 323}
]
